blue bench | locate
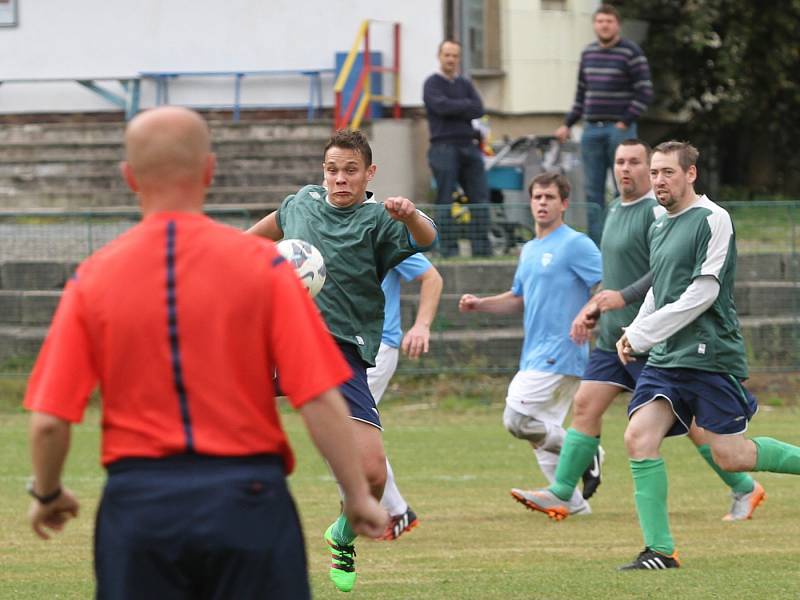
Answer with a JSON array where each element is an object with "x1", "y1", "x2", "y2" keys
[{"x1": 139, "y1": 69, "x2": 335, "y2": 122}]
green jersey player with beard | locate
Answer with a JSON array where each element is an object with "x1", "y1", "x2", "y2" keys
[{"x1": 617, "y1": 141, "x2": 800, "y2": 570}]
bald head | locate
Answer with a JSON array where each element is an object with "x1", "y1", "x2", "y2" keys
[{"x1": 123, "y1": 107, "x2": 213, "y2": 198}]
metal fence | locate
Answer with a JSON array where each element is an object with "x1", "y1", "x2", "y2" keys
[{"x1": 0, "y1": 202, "x2": 798, "y2": 378}]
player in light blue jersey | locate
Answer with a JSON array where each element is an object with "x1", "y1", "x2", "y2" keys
[
  {"x1": 367, "y1": 253, "x2": 443, "y2": 540},
  {"x1": 459, "y1": 172, "x2": 602, "y2": 513}
]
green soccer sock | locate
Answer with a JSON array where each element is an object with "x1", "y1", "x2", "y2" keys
[
  {"x1": 330, "y1": 513, "x2": 357, "y2": 545},
  {"x1": 630, "y1": 458, "x2": 674, "y2": 555},
  {"x1": 696, "y1": 444, "x2": 754, "y2": 494},
  {"x1": 753, "y1": 437, "x2": 800, "y2": 474},
  {"x1": 549, "y1": 428, "x2": 599, "y2": 501}
]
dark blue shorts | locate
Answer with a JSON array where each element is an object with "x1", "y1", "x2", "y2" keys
[
  {"x1": 582, "y1": 347, "x2": 646, "y2": 391},
  {"x1": 95, "y1": 454, "x2": 309, "y2": 600},
  {"x1": 627, "y1": 365, "x2": 758, "y2": 437},
  {"x1": 338, "y1": 342, "x2": 382, "y2": 430}
]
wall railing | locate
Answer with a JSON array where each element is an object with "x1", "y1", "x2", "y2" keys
[
  {"x1": 139, "y1": 69, "x2": 335, "y2": 122},
  {"x1": 333, "y1": 20, "x2": 401, "y2": 131}
]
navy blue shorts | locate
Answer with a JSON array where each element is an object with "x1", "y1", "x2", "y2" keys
[
  {"x1": 627, "y1": 365, "x2": 758, "y2": 437},
  {"x1": 582, "y1": 347, "x2": 646, "y2": 391},
  {"x1": 95, "y1": 454, "x2": 309, "y2": 600},
  {"x1": 338, "y1": 342, "x2": 382, "y2": 430}
]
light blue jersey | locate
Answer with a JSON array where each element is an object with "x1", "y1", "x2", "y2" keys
[
  {"x1": 381, "y1": 254, "x2": 434, "y2": 348},
  {"x1": 511, "y1": 224, "x2": 602, "y2": 377}
]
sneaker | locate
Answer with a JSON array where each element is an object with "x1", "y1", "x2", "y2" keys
[
  {"x1": 510, "y1": 488, "x2": 591, "y2": 521},
  {"x1": 618, "y1": 547, "x2": 681, "y2": 570},
  {"x1": 324, "y1": 524, "x2": 357, "y2": 592},
  {"x1": 722, "y1": 480, "x2": 766, "y2": 521},
  {"x1": 381, "y1": 506, "x2": 419, "y2": 541},
  {"x1": 581, "y1": 445, "x2": 605, "y2": 500}
]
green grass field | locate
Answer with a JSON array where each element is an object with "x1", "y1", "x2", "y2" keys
[{"x1": 3, "y1": 394, "x2": 800, "y2": 599}]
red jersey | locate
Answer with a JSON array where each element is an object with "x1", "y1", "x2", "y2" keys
[{"x1": 24, "y1": 212, "x2": 351, "y2": 472}]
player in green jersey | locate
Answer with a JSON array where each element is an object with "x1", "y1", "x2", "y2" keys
[
  {"x1": 248, "y1": 130, "x2": 437, "y2": 592},
  {"x1": 519, "y1": 139, "x2": 764, "y2": 522},
  {"x1": 616, "y1": 141, "x2": 800, "y2": 570}
]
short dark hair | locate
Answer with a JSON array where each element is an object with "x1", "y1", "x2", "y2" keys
[
  {"x1": 438, "y1": 39, "x2": 461, "y2": 54},
  {"x1": 653, "y1": 140, "x2": 699, "y2": 172},
  {"x1": 528, "y1": 171, "x2": 570, "y2": 201},
  {"x1": 324, "y1": 129, "x2": 372, "y2": 167},
  {"x1": 618, "y1": 138, "x2": 652, "y2": 160},
  {"x1": 594, "y1": 4, "x2": 621, "y2": 21}
]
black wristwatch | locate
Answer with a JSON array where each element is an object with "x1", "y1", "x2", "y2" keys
[{"x1": 26, "y1": 478, "x2": 63, "y2": 504}]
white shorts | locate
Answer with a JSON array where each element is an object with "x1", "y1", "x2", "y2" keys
[
  {"x1": 505, "y1": 370, "x2": 580, "y2": 425},
  {"x1": 366, "y1": 342, "x2": 399, "y2": 404}
]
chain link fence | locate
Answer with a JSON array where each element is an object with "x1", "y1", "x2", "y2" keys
[{"x1": 0, "y1": 202, "x2": 798, "y2": 378}]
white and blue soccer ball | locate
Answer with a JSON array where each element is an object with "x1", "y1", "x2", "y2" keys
[{"x1": 276, "y1": 238, "x2": 326, "y2": 298}]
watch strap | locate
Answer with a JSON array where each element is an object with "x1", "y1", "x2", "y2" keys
[{"x1": 27, "y1": 479, "x2": 63, "y2": 504}]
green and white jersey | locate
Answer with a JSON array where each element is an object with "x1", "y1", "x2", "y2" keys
[
  {"x1": 646, "y1": 195, "x2": 748, "y2": 378},
  {"x1": 596, "y1": 194, "x2": 664, "y2": 352},
  {"x1": 276, "y1": 185, "x2": 434, "y2": 366}
]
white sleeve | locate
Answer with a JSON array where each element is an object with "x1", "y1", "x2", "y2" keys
[
  {"x1": 625, "y1": 276, "x2": 720, "y2": 353},
  {"x1": 629, "y1": 286, "x2": 656, "y2": 325}
]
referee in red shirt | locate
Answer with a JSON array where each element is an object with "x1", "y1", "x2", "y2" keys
[{"x1": 24, "y1": 106, "x2": 387, "y2": 599}]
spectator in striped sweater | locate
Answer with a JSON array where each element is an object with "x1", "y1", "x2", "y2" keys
[{"x1": 554, "y1": 3, "x2": 653, "y2": 245}]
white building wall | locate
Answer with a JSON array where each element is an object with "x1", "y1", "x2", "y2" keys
[
  {"x1": 499, "y1": 0, "x2": 597, "y2": 114},
  {"x1": 0, "y1": 0, "x2": 443, "y2": 114}
]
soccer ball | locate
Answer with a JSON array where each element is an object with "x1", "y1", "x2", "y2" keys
[{"x1": 276, "y1": 238, "x2": 326, "y2": 298}]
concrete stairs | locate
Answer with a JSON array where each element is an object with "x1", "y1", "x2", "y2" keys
[
  {"x1": 399, "y1": 256, "x2": 800, "y2": 372},
  {"x1": 0, "y1": 120, "x2": 333, "y2": 210},
  {"x1": 0, "y1": 120, "x2": 798, "y2": 373},
  {"x1": 1, "y1": 254, "x2": 798, "y2": 371},
  {"x1": 0, "y1": 117, "x2": 333, "y2": 364}
]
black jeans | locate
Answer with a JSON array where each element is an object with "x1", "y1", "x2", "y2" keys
[
  {"x1": 95, "y1": 455, "x2": 309, "y2": 600},
  {"x1": 428, "y1": 142, "x2": 491, "y2": 256}
]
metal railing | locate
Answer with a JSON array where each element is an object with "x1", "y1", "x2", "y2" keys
[
  {"x1": 333, "y1": 20, "x2": 401, "y2": 130},
  {"x1": 140, "y1": 69, "x2": 336, "y2": 122},
  {"x1": 0, "y1": 76, "x2": 141, "y2": 119}
]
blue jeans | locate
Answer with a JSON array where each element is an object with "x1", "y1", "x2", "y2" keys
[
  {"x1": 581, "y1": 121, "x2": 638, "y2": 244},
  {"x1": 428, "y1": 142, "x2": 490, "y2": 256}
]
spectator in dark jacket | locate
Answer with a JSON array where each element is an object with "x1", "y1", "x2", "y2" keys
[{"x1": 423, "y1": 39, "x2": 491, "y2": 257}]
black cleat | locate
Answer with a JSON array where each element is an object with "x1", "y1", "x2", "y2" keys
[
  {"x1": 381, "y1": 506, "x2": 419, "y2": 541},
  {"x1": 618, "y1": 547, "x2": 681, "y2": 570},
  {"x1": 581, "y1": 445, "x2": 605, "y2": 500}
]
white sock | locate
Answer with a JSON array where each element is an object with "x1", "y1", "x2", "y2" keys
[
  {"x1": 380, "y1": 458, "x2": 408, "y2": 516},
  {"x1": 538, "y1": 423, "x2": 566, "y2": 454},
  {"x1": 534, "y1": 447, "x2": 559, "y2": 484}
]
